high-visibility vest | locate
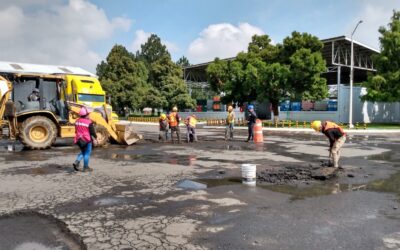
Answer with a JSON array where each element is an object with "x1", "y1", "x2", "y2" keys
[
  {"x1": 227, "y1": 111, "x2": 235, "y2": 124},
  {"x1": 169, "y1": 112, "x2": 178, "y2": 127},
  {"x1": 74, "y1": 117, "x2": 92, "y2": 143},
  {"x1": 323, "y1": 121, "x2": 346, "y2": 135},
  {"x1": 188, "y1": 116, "x2": 197, "y2": 128}
]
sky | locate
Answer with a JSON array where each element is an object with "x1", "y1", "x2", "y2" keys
[{"x1": 0, "y1": 0, "x2": 399, "y2": 73}]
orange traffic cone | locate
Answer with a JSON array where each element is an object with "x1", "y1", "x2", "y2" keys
[{"x1": 253, "y1": 119, "x2": 263, "y2": 143}]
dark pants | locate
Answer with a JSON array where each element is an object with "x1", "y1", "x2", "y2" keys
[
  {"x1": 247, "y1": 123, "x2": 255, "y2": 141},
  {"x1": 186, "y1": 126, "x2": 197, "y2": 142},
  {"x1": 159, "y1": 130, "x2": 168, "y2": 141},
  {"x1": 170, "y1": 126, "x2": 181, "y2": 143}
]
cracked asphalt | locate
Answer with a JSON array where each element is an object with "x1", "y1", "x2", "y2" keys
[{"x1": 0, "y1": 124, "x2": 400, "y2": 250}]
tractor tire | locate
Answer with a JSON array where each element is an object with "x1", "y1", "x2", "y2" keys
[
  {"x1": 94, "y1": 125, "x2": 109, "y2": 147},
  {"x1": 19, "y1": 116, "x2": 57, "y2": 149}
]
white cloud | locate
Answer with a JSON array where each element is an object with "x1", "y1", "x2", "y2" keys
[
  {"x1": 187, "y1": 23, "x2": 265, "y2": 64},
  {"x1": 348, "y1": 0, "x2": 400, "y2": 50},
  {"x1": 0, "y1": 0, "x2": 132, "y2": 73},
  {"x1": 131, "y1": 29, "x2": 179, "y2": 54}
]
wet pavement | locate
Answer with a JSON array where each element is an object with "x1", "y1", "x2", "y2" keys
[{"x1": 0, "y1": 124, "x2": 400, "y2": 249}]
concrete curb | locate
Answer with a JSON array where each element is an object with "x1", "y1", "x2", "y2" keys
[
  {"x1": 203, "y1": 126, "x2": 400, "y2": 134},
  {"x1": 122, "y1": 121, "x2": 400, "y2": 134}
]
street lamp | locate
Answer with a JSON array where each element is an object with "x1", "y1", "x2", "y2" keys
[{"x1": 349, "y1": 20, "x2": 363, "y2": 129}]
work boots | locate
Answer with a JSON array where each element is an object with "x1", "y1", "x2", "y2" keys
[{"x1": 73, "y1": 160, "x2": 80, "y2": 171}]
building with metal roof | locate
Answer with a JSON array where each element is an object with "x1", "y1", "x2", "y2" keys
[{"x1": 182, "y1": 36, "x2": 400, "y2": 123}]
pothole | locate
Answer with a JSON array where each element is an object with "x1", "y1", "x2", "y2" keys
[{"x1": 0, "y1": 211, "x2": 86, "y2": 250}]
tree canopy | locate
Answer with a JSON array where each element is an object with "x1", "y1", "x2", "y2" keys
[
  {"x1": 97, "y1": 34, "x2": 195, "y2": 113},
  {"x1": 363, "y1": 10, "x2": 400, "y2": 102},
  {"x1": 206, "y1": 32, "x2": 328, "y2": 117}
]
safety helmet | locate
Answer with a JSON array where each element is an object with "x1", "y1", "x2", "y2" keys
[
  {"x1": 33, "y1": 88, "x2": 39, "y2": 93},
  {"x1": 228, "y1": 105, "x2": 233, "y2": 111},
  {"x1": 172, "y1": 106, "x2": 178, "y2": 112},
  {"x1": 160, "y1": 113, "x2": 166, "y2": 120},
  {"x1": 248, "y1": 104, "x2": 254, "y2": 110},
  {"x1": 79, "y1": 106, "x2": 88, "y2": 117},
  {"x1": 311, "y1": 120, "x2": 322, "y2": 132}
]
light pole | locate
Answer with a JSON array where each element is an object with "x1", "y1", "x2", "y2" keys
[{"x1": 349, "y1": 20, "x2": 363, "y2": 129}]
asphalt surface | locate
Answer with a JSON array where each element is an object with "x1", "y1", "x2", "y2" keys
[{"x1": 0, "y1": 124, "x2": 399, "y2": 250}]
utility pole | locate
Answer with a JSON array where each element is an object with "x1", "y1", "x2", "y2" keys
[{"x1": 349, "y1": 20, "x2": 363, "y2": 129}]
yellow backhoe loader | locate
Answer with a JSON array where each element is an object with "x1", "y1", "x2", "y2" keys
[{"x1": 0, "y1": 74, "x2": 142, "y2": 149}]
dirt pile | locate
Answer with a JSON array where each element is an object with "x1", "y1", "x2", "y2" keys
[{"x1": 257, "y1": 163, "x2": 338, "y2": 184}]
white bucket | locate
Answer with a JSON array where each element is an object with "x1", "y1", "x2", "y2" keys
[{"x1": 241, "y1": 164, "x2": 257, "y2": 186}]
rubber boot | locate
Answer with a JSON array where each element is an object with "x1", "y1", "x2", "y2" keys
[{"x1": 73, "y1": 160, "x2": 80, "y2": 171}]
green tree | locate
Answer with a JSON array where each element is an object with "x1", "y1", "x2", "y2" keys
[
  {"x1": 138, "y1": 35, "x2": 195, "y2": 110},
  {"x1": 96, "y1": 45, "x2": 150, "y2": 112},
  {"x1": 137, "y1": 34, "x2": 170, "y2": 65},
  {"x1": 206, "y1": 32, "x2": 328, "y2": 118},
  {"x1": 176, "y1": 56, "x2": 190, "y2": 67},
  {"x1": 363, "y1": 10, "x2": 400, "y2": 102}
]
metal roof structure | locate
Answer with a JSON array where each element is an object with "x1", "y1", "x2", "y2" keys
[
  {"x1": 0, "y1": 61, "x2": 96, "y2": 77},
  {"x1": 183, "y1": 36, "x2": 379, "y2": 86}
]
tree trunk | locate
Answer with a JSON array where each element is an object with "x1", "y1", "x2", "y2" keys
[{"x1": 271, "y1": 101, "x2": 280, "y2": 123}]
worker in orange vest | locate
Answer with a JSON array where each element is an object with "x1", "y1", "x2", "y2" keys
[
  {"x1": 185, "y1": 114, "x2": 197, "y2": 142},
  {"x1": 168, "y1": 106, "x2": 181, "y2": 143},
  {"x1": 225, "y1": 105, "x2": 235, "y2": 140},
  {"x1": 311, "y1": 120, "x2": 347, "y2": 168}
]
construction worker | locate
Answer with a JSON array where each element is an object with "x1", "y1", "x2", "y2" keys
[
  {"x1": 159, "y1": 113, "x2": 169, "y2": 142},
  {"x1": 246, "y1": 104, "x2": 257, "y2": 142},
  {"x1": 168, "y1": 106, "x2": 181, "y2": 143},
  {"x1": 225, "y1": 105, "x2": 235, "y2": 140},
  {"x1": 185, "y1": 114, "x2": 197, "y2": 142},
  {"x1": 311, "y1": 120, "x2": 347, "y2": 168},
  {"x1": 28, "y1": 88, "x2": 40, "y2": 101},
  {"x1": 73, "y1": 106, "x2": 98, "y2": 172}
]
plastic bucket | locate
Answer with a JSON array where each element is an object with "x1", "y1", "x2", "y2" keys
[{"x1": 241, "y1": 164, "x2": 257, "y2": 186}]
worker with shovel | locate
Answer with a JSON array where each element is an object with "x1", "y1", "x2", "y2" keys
[{"x1": 311, "y1": 120, "x2": 346, "y2": 168}]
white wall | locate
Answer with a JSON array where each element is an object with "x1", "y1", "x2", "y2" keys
[{"x1": 278, "y1": 85, "x2": 400, "y2": 123}]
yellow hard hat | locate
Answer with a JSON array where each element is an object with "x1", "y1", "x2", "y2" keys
[
  {"x1": 160, "y1": 113, "x2": 166, "y2": 119},
  {"x1": 228, "y1": 105, "x2": 233, "y2": 111},
  {"x1": 172, "y1": 106, "x2": 178, "y2": 112},
  {"x1": 311, "y1": 120, "x2": 322, "y2": 132}
]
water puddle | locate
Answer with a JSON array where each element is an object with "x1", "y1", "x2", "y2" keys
[
  {"x1": 2, "y1": 164, "x2": 74, "y2": 175},
  {"x1": 0, "y1": 211, "x2": 85, "y2": 250},
  {"x1": 191, "y1": 170, "x2": 400, "y2": 201},
  {"x1": 93, "y1": 197, "x2": 125, "y2": 206},
  {"x1": 98, "y1": 152, "x2": 198, "y2": 166},
  {"x1": 176, "y1": 180, "x2": 207, "y2": 190}
]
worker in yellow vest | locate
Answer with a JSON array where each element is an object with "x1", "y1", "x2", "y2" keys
[
  {"x1": 159, "y1": 113, "x2": 169, "y2": 142},
  {"x1": 168, "y1": 106, "x2": 181, "y2": 143},
  {"x1": 225, "y1": 105, "x2": 235, "y2": 140},
  {"x1": 311, "y1": 120, "x2": 347, "y2": 168},
  {"x1": 185, "y1": 114, "x2": 197, "y2": 142}
]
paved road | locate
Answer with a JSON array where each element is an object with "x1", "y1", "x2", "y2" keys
[{"x1": 0, "y1": 125, "x2": 399, "y2": 249}]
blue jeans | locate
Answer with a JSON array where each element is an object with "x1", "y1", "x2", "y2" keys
[{"x1": 76, "y1": 142, "x2": 92, "y2": 168}]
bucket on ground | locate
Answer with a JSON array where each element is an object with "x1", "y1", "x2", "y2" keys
[
  {"x1": 253, "y1": 119, "x2": 263, "y2": 143},
  {"x1": 241, "y1": 164, "x2": 257, "y2": 186}
]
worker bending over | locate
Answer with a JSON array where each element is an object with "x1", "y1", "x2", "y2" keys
[
  {"x1": 185, "y1": 114, "x2": 197, "y2": 142},
  {"x1": 311, "y1": 120, "x2": 346, "y2": 168},
  {"x1": 168, "y1": 106, "x2": 181, "y2": 143}
]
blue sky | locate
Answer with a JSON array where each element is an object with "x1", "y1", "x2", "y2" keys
[{"x1": 0, "y1": 0, "x2": 399, "y2": 72}]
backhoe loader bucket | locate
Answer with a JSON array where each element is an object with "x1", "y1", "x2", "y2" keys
[{"x1": 115, "y1": 122, "x2": 143, "y2": 145}]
